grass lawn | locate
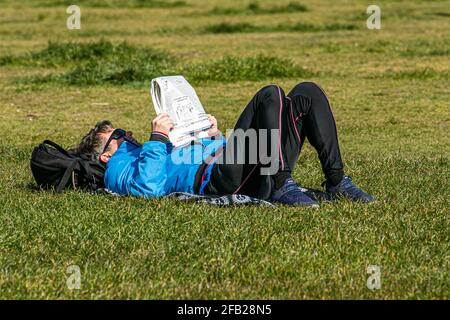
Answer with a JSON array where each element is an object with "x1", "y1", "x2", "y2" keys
[{"x1": 0, "y1": 0, "x2": 449, "y2": 299}]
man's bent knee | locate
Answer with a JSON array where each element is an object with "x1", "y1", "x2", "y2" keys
[
  {"x1": 259, "y1": 84, "x2": 283, "y2": 97},
  {"x1": 292, "y1": 81, "x2": 322, "y2": 93},
  {"x1": 257, "y1": 84, "x2": 285, "y2": 109}
]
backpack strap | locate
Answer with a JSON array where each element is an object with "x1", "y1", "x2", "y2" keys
[
  {"x1": 77, "y1": 159, "x2": 103, "y2": 189},
  {"x1": 42, "y1": 140, "x2": 72, "y2": 157},
  {"x1": 56, "y1": 160, "x2": 77, "y2": 192}
]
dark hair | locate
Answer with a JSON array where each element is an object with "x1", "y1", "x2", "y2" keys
[{"x1": 72, "y1": 120, "x2": 113, "y2": 160}]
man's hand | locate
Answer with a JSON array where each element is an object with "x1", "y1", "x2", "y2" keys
[
  {"x1": 207, "y1": 114, "x2": 219, "y2": 137},
  {"x1": 152, "y1": 113, "x2": 174, "y2": 136}
]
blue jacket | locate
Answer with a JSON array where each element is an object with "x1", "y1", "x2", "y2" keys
[{"x1": 104, "y1": 136, "x2": 226, "y2": 197}]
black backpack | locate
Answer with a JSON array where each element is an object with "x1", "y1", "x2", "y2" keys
[{"x1": 30, "y1": 140, "x2": 106, "y2": 192}]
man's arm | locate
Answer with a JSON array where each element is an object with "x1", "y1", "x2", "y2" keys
[
  {"x1": 127, "y1": 141, "x2": 169, "y2": 197},
  {"x1": 127, "y1": 113, "x2": 174, "y2": 197}
]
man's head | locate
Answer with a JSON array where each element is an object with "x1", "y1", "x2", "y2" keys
[{"x1": 74, "y1": 120, "x2": 137, "y2": 164}]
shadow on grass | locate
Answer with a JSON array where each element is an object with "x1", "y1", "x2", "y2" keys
[
  {"x1": 25, "y1": 182, "x2": 46, "y2": 192},
  {"x1": 430, "y1": 12, "x2": 450, "y2": 18},
  {"x1": 32, "y1": 0, "x2": 187, "y2": 8},
  {"x1": 201, "y1": 22, "x2": 358, "y2": 34},
  {"x1": 207, "y1": 2, "x2": 308, "y2": 16}
]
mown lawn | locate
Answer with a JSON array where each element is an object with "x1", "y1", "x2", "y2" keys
[{"x1": 0, "y1": 0, "x2": 448, "y2": 299}]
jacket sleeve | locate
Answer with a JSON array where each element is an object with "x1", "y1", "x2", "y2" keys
[{"x1": 127, "y1": 141, "x2": 169, "y2": 197}]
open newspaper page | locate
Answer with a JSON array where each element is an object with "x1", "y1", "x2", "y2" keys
[{"x1": 150, "y1": 76, "x2": 211, "y2": 147}]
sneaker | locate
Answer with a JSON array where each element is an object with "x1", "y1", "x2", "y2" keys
[
  {"x1": 325, "y1": 176, "x2": 375, "y2": 203},
  {"x1": 271, "y1": 178, "x2": 319, "y2": 207}
]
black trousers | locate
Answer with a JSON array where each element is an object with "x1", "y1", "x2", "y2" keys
[{"x1": 203, "y1": 82, "x2": 344, "y2": 200}]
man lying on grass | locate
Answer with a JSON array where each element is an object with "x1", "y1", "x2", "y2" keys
[{"x1": 75, "y1": 82, "x2": 374, "y2": 207}]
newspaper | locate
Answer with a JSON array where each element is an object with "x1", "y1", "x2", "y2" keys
[{"x1": 150, "y1": 75, "x2": 212, "y2": 147}]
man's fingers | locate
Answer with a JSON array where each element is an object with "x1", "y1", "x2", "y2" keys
[
  {"x1": 159, "y1": 119, "x2": 174, "y2": 128},
  {"x1": 159, "y1": 117, "x2": 173, "y2": 124},
  {"x1": 153, "y1": 113, "x2": 164, "y2": 120},
  {"x1": 155, "y1": 118, "x2": 173, "y2": 125},
  {"x1": 209, "y1": 116, "x2": 217, "y2": 127},
  {"x1": 153, "y1": 113, "x2": 170, "y2": 121}
]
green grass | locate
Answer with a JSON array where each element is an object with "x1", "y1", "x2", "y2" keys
[
  {"x1": 208, "y1": 2, "x2": 308, "y2": 16},
  {"x1": 24, "y1": 41, "x2": 176, "y2": 86},
  {"x1": 0, "y1": 0, "x2": 449, "y2": 299},
  {"x1": 0, "y1": 39, "x2": 171, "y2": 67},
  {"x1": 186, "y1": 55, "x2": 313, "y2": 82},
  {"x1": 380, "y1": 68, "x2": 449, "y2": 80},
  {"x1": 2, "y1": 40, "x2": 309, "y2": 86}
]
